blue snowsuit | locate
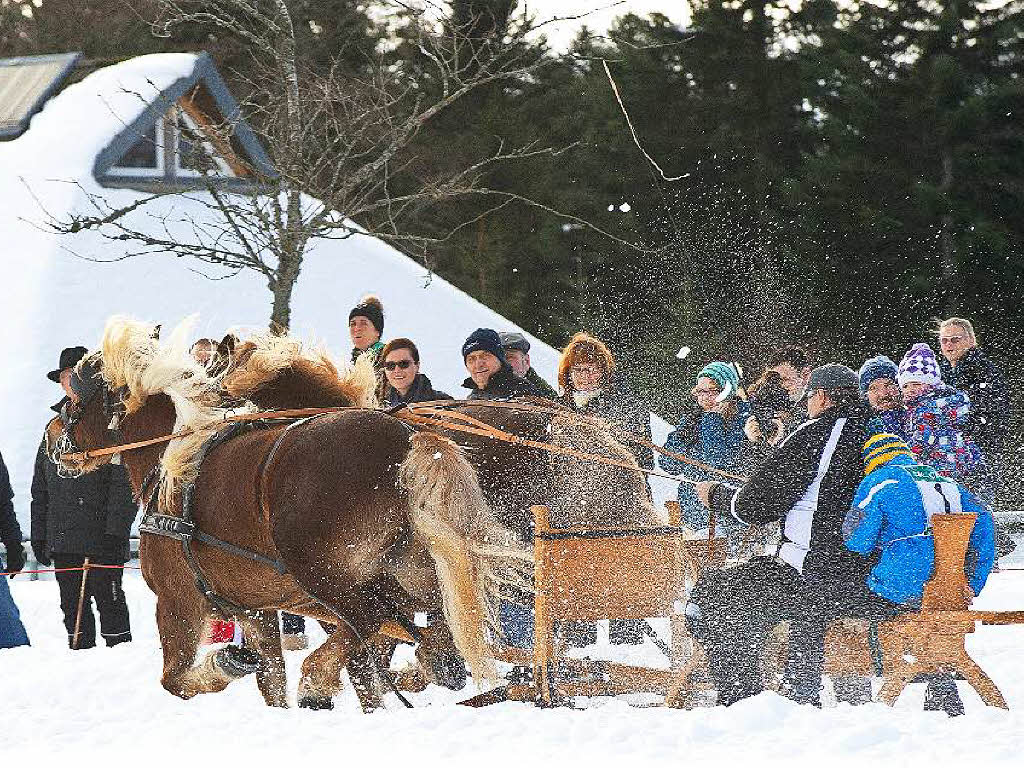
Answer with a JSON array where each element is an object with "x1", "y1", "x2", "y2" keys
[{"x1": 843, "y1": 453, "x2": 995, "y2": 606}]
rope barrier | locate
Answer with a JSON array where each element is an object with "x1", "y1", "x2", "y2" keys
[{"x1": 1, "y1": 563, "x2": 142, "y2": 577}]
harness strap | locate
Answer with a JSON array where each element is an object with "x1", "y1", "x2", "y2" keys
[{"x1": 63, "y1": 400, "x2": 749, "y2": 484}]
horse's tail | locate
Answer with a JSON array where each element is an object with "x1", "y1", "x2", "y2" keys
[{"x1": 400, "y1": 431, "x2": 531, "y2": 684}]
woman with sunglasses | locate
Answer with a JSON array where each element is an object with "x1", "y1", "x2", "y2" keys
[
  {"x1": 660, "y1": 362, "x2": 751, "y2": 550},
  {"x1": 379, "y1": 338, "x2": 452, "y2": 406}
]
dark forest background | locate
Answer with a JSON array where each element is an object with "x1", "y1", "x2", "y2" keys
[{"x1": 3, "y1": 1, "x2": 1022, "y2": 496}]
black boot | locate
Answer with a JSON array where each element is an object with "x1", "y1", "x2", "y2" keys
[{"x1": 923, "y1": 675, "x2": 965, "y2": 717}]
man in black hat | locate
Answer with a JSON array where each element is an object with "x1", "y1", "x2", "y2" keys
[
  {"x1": 498, "y1": 332, "x2": 558, "y2": 400},
  {"x1": 462, "y1": 328, "x2": 539, "y2": 400},
  {"x1": 31, "y1": 346, "x2": 137, "y2": 649},
  {"x1": 686, "y1": 364, "x2": 874, "y2": 707}
]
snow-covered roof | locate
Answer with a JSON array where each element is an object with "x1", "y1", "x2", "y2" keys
[{"x1": 0, "y1": 53, "x2": 672, "y2": 532}]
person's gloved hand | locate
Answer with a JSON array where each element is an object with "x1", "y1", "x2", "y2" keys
[
  {"x1": 3, "y1": 542, "x2": 26, "y2": 577},
  {"x1": 32, "y1": 540, "x2": 51, "y2": 567}
]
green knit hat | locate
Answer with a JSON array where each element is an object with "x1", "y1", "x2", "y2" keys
[{"x1": 696, "y1": 361, "x2": 740, "y2": 399}]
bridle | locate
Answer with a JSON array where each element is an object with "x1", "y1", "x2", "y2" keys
[{"x1": 52, "y1": 358, "x2": 128, "y2": 478}]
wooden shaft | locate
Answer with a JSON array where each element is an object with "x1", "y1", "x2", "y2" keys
[
  {"x1": 72, "y1": 558, "x2": 91, "y2": 650},
  {"x1": 923, "y1": 513, "x2": 976, "y2": 611}
]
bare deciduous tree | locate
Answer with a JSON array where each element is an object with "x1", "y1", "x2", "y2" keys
[{"x1": 47, "y1": 0, "x2": 636, "y2": 331}]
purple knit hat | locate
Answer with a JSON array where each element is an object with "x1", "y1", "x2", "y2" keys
[{"x1": 897, "y1": 343, "x2": 942, "y2": 387}]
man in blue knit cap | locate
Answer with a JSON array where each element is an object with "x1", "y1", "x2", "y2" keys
[
  {"x1": 842, "y1": 432, "x2": 996, "y2": 715},
  {"x1": 461, "y1": 328, "x2": 538, "y2": 400},
  {"x1": 858, "y1": 355, "x2": 905, "y2": 436}
]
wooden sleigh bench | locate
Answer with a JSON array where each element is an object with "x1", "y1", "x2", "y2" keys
[
  {"x1": 460, "y1": 504, "x2": 1023, "y2": 711},
  {"x1": 824, "y1": 513, "x2": 1024, "y2": 710},
  {"x1": 460, "y1": 501, "x2": 727, "y2": 707}
]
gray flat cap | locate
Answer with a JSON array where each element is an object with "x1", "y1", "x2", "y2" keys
[
  {"x1": 806, "y1": 363, "x2": 860, "y2": 393},
  {"x1": 498, "y1": 331, "x2": 530, "y2": 353}
]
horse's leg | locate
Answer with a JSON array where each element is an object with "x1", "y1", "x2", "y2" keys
[
  {"x1": 391, "y1": 542, "x2": 469, "y2": 692},
  {"x1": 154, "y1": 591, "x2": 259, "y2": 699},
  {"x1": 347, "y1": 636, "x2": 397, "y2": 712},
  {"x1": 296, "y1": 622, "x2": 360, "y2": 710},
  {"x1": 237, "y1": 610, "x2": 288, "y2": 708}
]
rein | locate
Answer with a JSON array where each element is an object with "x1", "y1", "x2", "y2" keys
[{"x1": 62, "y1": 400, "x2": 749, "y2": 486}]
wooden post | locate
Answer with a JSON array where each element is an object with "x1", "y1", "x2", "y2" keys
[
  {"x1": 531, "y1": 504, "x2": 555, "y2": 706},
  {"x1": 665, "y1": 501, "x2": 681, "y2": 527},
  {"x1": 72, "y1": 558, "x2": 91, "y2": 650},
  {"x1": 923, "y1": 513, "x2": 976, "y2": 611}
]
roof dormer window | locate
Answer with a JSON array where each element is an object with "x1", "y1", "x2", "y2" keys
[
  {"x1": 109, "y1": 117, "x2": 164, "y2": 176},
  {"x1": 92, "y1": 55, "x2": 274, "y2": 192},
  {"x1": 108, "y1": 107, "x2": 234, "y2": 182}
]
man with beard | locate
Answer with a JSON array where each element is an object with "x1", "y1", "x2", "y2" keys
[{"x1": 858, "y1": 355, "x2": 905, "y2": 436}]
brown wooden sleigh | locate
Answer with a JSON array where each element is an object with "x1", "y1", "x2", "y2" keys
[{"x1": 460, "y1": 503, "x2": 1023, "y2": 711}]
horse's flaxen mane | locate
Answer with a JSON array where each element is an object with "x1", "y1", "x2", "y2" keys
[
  {"x1": 91, "y1": 315, "x2": 241, "y2": 506},
  {"x1": 221, "y1": 333, "x2": 378, "y2": 409}
]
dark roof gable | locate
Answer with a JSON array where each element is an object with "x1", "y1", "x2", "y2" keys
[{"x1": 94, "y1": 52, "x2": 275, "y2": 189}]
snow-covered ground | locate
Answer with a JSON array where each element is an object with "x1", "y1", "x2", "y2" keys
[{"x1": 5, "y1": 568, "x2": 1024, "y2": 763}]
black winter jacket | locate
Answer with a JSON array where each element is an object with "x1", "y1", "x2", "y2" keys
[
  {"x1": 384, "y1": 373, "x2": 454, "y2": 407},
  {"x1": 939, "y1": 347, "x2": 1011, "y2": 452},
  {"x1": 524, "y1": 368, "x2": 558, "y2": 401},
  {"x1": 30, "y1": 437, "x2": 136, "y2": 563},
  {"x1": 0, "y1": 451, "x2": 23, "y2": 553},
  {"x1": 463, "y1": 363, "x2": 539, "y2": 400},
  {"x1": 708, "y1": 401, "x2": 873, "y2": 585}
]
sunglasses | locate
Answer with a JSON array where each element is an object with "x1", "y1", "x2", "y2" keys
[{"x1": 384, "y1": 359, "x2": 415, "y2": 371}]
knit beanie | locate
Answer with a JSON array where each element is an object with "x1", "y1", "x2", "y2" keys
[
  {"x1": 897, "y1": 343, "x2": 942, "y2": 388},
  {"x1": 858, "y1": 355, "x2": 899, "y2": 394},
  {"x1": 461, "y1": 328, "x2": 506, "y2": 364},
  {"x1": 696, "y1": 361, "x2": 740, "y2": 399},
  {"x1": 862, "y1": 432, "x2": 914, "y2": 475},
  {"x1": 349, "y1": 295, "x2": 384, "y2": 336}
]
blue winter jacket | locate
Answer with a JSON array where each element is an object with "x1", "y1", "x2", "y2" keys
[
  {"x1": 843, "y1": 453, "x2": 995, "y2": 606},
  {"x1": 660, "y1": 401, "x2": 751, "y2": 532}
]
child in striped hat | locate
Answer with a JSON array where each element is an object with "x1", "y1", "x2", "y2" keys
[
  {"x1": 845, "y1": 432, "x2": 995, "y2": 608},
  {"x1": 897, "y1": 343, "x2": 986, "y2": 496},
  {"x1": 843, "y1": 432, "x2": 996, "y2": 716}
]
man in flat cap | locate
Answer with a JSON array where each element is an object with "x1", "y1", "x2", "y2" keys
[{"x1": 499, "y1": 332, "x2": 557, "y2": 401}]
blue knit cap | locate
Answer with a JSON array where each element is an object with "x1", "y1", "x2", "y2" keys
[
  {"x1": 858, "y1": 355, "x2": 899, "y2": 394},
  {"x1": 696, "y1": 361, "x2": 740, "y2": 399},
  {"x1": 461, "y1": 328, "x2": 507, "y2": 363}
]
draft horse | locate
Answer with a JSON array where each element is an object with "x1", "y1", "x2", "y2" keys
[{"x1": 53, "y1": 317, "x2": 529, "y2": 708}]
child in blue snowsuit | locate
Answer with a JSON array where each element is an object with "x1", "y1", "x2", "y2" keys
[{"x1": 842, "y1": 432, "x2": 995, "y2": 715}]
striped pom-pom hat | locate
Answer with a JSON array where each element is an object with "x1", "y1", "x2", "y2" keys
[{"x1": 862, "y1": 432, "x2": 914, "y2": 475}]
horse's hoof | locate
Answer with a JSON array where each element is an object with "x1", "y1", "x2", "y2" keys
[
  {"x1": 433, "y1": 654, "x2": 468, "y2": 691},
  {"x1": 298, "y1": 695, "x2": 335, "y2": 711},
  {"x1": 215, "y1": 645, "x2": 261, "y2": 679}
]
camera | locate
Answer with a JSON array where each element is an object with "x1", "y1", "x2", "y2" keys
[{"x1": 748, "y1": 370, "x2": 791, "y2": 440}]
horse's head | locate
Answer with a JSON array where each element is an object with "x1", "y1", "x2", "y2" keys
[{"x1": 51, "y1": 354, "x2": 128, "y2": 478}]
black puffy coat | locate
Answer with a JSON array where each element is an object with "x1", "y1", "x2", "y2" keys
[
  {"x1": 30, "y1": 437, "x2": 136, "y2": 563},
  {"x1": 384, "y1": 373, "x2": 454, "y2": 407},
  {"x1": 1, "y1": 451, "x2": 23, "y2": 556},
  {"x1": 463, "y1": 363, "x2": 539, "y2": 400},
  {"x1": 938, "y1": 347, "x2": 1011, "y2": 453}
]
